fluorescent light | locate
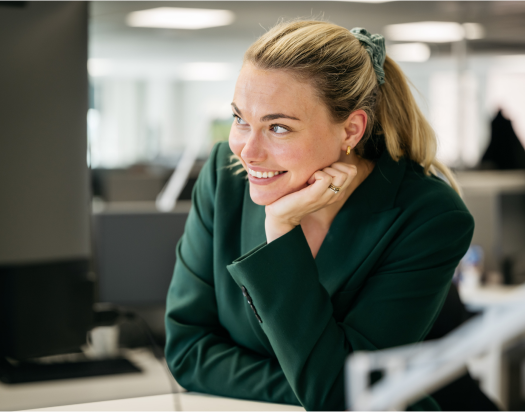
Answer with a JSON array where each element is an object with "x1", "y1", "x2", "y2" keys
[
  {"x1": 87, "y1": 60, "x2": 237, "y2": 80},
  {"x1": 337, "y1": 0, "x2": 396, "y2": 3},
  {"x1": 385, "y1": 21, "x2": 464, "y2": 43},
  {"x1": 126, "y1": 7, "x2": 235, "y2": 30},
  {"x1": 463, "y1": 23, "x2": 485, "y2": 40},
  {"x1": 385, "y1": 21, "x2": 485, "y2": 43},
  {"x1": 88, "y1": 59, "x2": 112, "y2": 77},
  {"x1": 179, "y1": 63, "x2": 233, "y2": 81},
  {"x1": 387, "y1": 43, "x2": 430, "y2": 62},
  {"x1": 494, "y1": 55, "x2": 525, "y2": 64}
]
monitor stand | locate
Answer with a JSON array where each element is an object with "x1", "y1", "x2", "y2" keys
[{"x1": 0, "y1": 356, "x2": 141, "y2": 384}]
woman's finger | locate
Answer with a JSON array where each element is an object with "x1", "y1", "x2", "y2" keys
[
  {"x1": 331, "y1": 162, "x2": 358, "y2": 178},
  {"x1": 312, "y1": 169, "x2": 347, "y2": 204},
  {"x1": 330, "y1": 163, "x2": 357, "y2": 181},
  {"x1": 322, "y1": 166, "x2": 348, "y2": 188},
  {"x1": 308, "y1": 170, "x2": 333, "y2": 194},
  {"x1": 301, "y1": 170, "x2": 335, "y2": 204},
  {"x1": 274, "y1": 170, "x2": 333, "y2": 216},
  {"x1": 329, "y1": 163, "x2": 358, "y2": 190}
]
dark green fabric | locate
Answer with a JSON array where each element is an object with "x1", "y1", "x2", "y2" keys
[{"x1": 165, "y1": 141, "x2": 474, "y2": 411}]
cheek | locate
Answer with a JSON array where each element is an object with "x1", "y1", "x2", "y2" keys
[
  {"x1": 282, "y1": 147, "x2": 305, "y2": 169},
  {"x1": 287, "y1": 143, "x2": 328, "y2": 176},
  {"x1": 307, "y1": 135, "x2": 341, "y2": 168},
  {"x1": 278, "y1": 128, "x2": 339, "y2": 169}
]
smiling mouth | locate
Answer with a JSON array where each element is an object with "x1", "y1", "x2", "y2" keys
[{"x1": 247, "y1": 168, "x2": 288, "y2": 179}]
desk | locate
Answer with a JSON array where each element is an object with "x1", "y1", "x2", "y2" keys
[
  {"x1": 459, "y1": 284, "x2": 524, "y2": 312},
  {"x1": 1, "y1": 348, "x2": 304, "y2": 412},
  {"x1": 0, "y1": 349, "x2": 177, "y2": 411},
  {"x1": 33, "y1": 393, "x2": 304, "y2": 411}
]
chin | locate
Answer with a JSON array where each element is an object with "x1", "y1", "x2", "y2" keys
[{"x1": 249, "y1": 186, "x2": 282, "y2": 206}]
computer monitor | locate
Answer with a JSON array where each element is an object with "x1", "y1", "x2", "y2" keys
[
  {"x1": 0, "y1": 4, "x2": 142, "y2": 385},
  {"x1": 92, "y1": 211, "x2": 188, "y2": 307},
  {"x1": 0, "y1": 260, "x2": 93, "y2": 361}
]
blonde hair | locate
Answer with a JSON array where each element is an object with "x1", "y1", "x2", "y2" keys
[{"x1": 243, "y1": 20, "x2": 460, "y2": 193}]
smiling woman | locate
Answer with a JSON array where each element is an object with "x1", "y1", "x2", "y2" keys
[{"x1": 165, "y1": 20, "x2": 474, "y2": 411}]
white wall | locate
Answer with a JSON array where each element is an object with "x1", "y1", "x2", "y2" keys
[{"x1": 88, "y1": 60, "x2": 240, "y2": 167}]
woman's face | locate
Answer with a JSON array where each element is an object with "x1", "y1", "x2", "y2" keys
[{"x1": 229, "y1": 64, "x2": 347, "y2": 206}]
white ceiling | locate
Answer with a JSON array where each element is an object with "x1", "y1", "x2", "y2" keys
[{"x1": 89, "y1": 1, "x2": 525, "y2": 62}]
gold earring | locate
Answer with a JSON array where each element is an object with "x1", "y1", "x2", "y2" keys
[{"x1": 346, "y1": 146, "x2": 351, "y2": 156}]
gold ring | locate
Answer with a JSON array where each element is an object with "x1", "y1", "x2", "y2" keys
[{"x1": 328, "y1": 183, "x2": 341, "y2": 194}]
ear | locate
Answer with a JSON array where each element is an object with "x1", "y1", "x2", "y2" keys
[{"x1": 340, "y1": 110, "x2": 368, "y2": 152}]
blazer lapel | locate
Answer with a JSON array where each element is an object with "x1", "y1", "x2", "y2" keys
[
  {"x1": 315, "y1": 151, "x2": 407, "y2": 296},
  {"x1": 240, "y1": 184, "x2": 266, "y2": 254}
]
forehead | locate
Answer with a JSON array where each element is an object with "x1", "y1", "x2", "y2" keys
[{"x1": 233, "y1": 64, "x2": 321, "y2": 119}]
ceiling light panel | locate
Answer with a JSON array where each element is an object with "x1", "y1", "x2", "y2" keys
[
  {"x1": 337, "y1": 0, "x2": 396, "y2": 3},
  {"x1": 385, "y1": 21, "x2": 465, "y2": 43},
  {"x1": 387, "y1": 43, "x2": 430, "y2": 62},
  {"x1": 179, "y1": 63, "x2": 233, "y2": 81},
  {"x1": 126, "y1": 7, "x2": 235, "y2": 30},
  {"x1": 463, "y1": 23, "x2": 485, "y2": 40}
]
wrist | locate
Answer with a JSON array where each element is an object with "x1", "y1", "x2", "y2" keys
[{"x1": 265, "y1": 216, "x2": 298, "y2": 243}]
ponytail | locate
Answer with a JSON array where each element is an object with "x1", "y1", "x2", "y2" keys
[{"x1": 377, "y1": 57, "x2": 461, "y2": 194}]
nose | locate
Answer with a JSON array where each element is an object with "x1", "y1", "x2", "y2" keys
[{"x1": 240, "y1": 132, "x2": 266, "y2": 165}]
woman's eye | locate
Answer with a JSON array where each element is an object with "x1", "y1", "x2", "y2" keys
[
  {"x1": 233, "y1": 114, "x2": 247, "y2": 125},
  {"x1": 271, "y1": 125, "x2": 289, "y2": 134}
]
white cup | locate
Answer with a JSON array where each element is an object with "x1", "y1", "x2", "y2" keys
[{"x1": 86, "y1": 326, "x2": 120, "y2": 359}]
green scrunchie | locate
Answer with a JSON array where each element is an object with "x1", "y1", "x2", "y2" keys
[{"x1": 350, "y1": 27, "x2": 386, "y2": 85}]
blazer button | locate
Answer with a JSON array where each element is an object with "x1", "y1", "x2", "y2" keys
[
  {"x1": 252, "y1": 308, "x2": 262, "y2": 324},
  {"x1": 241, "y1": 286, "x2": 252, "y2": 303},
  {"x1": 241, "y1": 285, "x2": 262, "y2": 324}
]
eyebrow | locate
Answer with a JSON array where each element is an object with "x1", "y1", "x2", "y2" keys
[{"x1": 231, "y1": 103, "x2": 300, "y2": 122}]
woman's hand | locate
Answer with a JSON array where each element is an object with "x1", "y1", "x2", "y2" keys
[{"x1": 265, "y1": 162, "x2": 358, "y2": 243}]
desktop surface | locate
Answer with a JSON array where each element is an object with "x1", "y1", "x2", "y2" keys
[
  {"x1": 0, "y1": 349, "x2": 174, "y2": 411},
  {"x1": 1, "y1": 348, "x2": 304, "y2": 412},
  {"x1": 33, "y1": 393, "x2": 304, "y2": 411}
]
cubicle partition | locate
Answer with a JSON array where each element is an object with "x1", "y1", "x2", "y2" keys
[
  {"x1": 458, "y1": 171, "x2": 525, "y2": 284},
  {"x1": 91, "y1": 210, "x2": 188, "y2": 344}
]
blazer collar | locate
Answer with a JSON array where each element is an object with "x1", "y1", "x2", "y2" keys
[{"x1": 351, "y1": 149, "x2": 407, "y2": 214}]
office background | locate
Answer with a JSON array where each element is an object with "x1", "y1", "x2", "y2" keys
[{"x1": 1, "y1": 1, "x2": 525, "y2": 411}]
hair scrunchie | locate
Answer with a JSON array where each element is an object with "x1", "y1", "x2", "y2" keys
[{"x1": 350, "y1": 27, "x2": 386, "y2": 85}]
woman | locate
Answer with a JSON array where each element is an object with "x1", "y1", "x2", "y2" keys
[{"x1": 165, "y1": 20, "x2": 474, "y2": 411}]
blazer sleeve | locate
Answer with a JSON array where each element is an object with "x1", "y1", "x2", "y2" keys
[
  {"x1": 227, "y1": 209, "x2": 474, "y2": 411},
  {"x1": 164, "y1": 143, "x2": 299, "y2": 406}
]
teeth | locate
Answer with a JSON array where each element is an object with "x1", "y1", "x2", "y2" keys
[{"x1": 248, "y1": 168, "x2": 283, "y2": 178}]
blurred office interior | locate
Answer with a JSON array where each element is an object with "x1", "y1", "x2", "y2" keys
[{"x1": 1, "y1": 1, "x2": 525, "y2": 411}]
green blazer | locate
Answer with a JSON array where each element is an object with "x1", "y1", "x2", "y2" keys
[{"x1": 165, "y1": 141, "x2": 474, "y2": 411}]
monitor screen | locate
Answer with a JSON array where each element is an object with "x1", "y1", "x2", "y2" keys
[{"x1": 92, "y1": 212, "x2": 188, "y2": 306}]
